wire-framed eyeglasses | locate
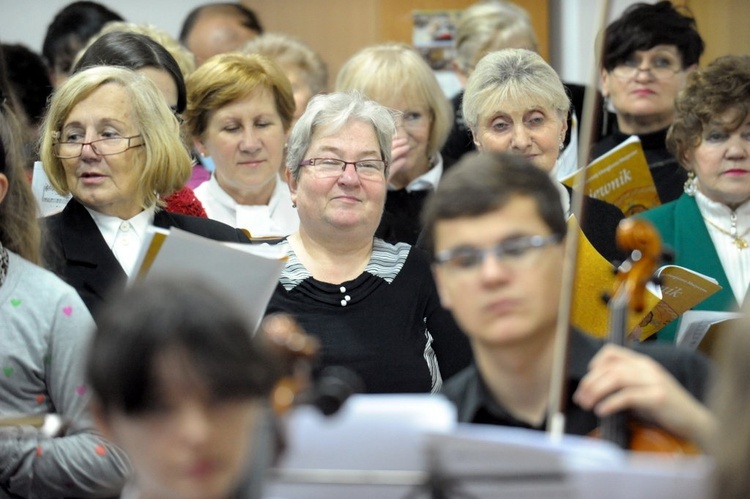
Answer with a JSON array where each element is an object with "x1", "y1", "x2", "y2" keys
[
  {"x1": 611, "y1": 57, "x2": 683, "y2": 80},
  {"x1": 299, "y1": 158, "x2": 387, "y2": 180},
  {"x1": 434, "y1": 234, "x2": 563, "y2": 271},
  {"x1": 54, "y1": 135, "x2": 143, "y2": 159}
]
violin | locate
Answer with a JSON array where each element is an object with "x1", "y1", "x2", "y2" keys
[
  {"x1": 260, "y1": 313, "x2": 320, "y2": 415},
  {"x1": 593, "y1": 218, "x2": 699, "y2": 454},
  {"x1": 261, "y1": 313, "x2": 361, "y2": 416}
]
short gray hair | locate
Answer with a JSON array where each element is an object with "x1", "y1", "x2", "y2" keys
[
  {"x1": 462, "y1": 48, "x2": 570, "y2": 132},
  {"x1": 286, "y1": 91, "x2": 396, "y2": 180}
]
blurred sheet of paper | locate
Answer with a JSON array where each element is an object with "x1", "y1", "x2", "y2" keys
[
  {"x1": 135, "y1": 227, "x2": 285, "y2": 331},
  {"x1": 31, "y1": 161, "x2": 71, "y2": 216}
]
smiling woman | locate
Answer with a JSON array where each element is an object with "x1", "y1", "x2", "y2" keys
[
  {"x1": 265, "y1": 91, "x2": 472, "y2": 394},
  {"x1": 39, "y1": 66, "x2": 251, "y2": 320}
]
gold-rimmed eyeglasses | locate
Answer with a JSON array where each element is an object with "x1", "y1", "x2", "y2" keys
[{"x1": 54, "y1": 135, "x2": 143, "y2": 159}]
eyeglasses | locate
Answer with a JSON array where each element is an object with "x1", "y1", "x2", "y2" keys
[
  {"x1": 434, "y1": 234, "x2": 563, "y2": 271},
  {"x1": 611, "y1": 57, "x2": 683, "y2": 80},
  {"x1": 54, "y1": 135, "x2": 143, "y2": 159},
  {"x1": 298, "y1": 158, "x2": 387, "y2": 180}
]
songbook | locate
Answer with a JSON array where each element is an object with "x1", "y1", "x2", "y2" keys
[
  {"x1": 130, "y1": 227, "x2": 287, "y2": 332},
  {"x1": 676, "y1": 310, "x2": 744, "y2": 357},
  {"x1": 569, "y1": 217, "x2": 722, "y2": 340},
  {"x1": 562, "y1": 136, "x2": 660, "y2": 216}
]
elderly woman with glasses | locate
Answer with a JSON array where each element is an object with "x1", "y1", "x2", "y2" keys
[
  {"x1": 265, "y1": 91, "x2": 472, "y2": 394},
  {"x1": 593, "y1": 1, "x2": 704, "y2": 204},
  {"x1": 40, "y1": 66, "x2": 250, "y2": 320}
]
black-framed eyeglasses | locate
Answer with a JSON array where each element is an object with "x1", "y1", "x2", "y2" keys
[
  {"x1": 54, "y1": 135, "x2": 144, "y2": 159},
  {"x1": 434, "y1": 234, "x2": 563, "y2": 271},
  {"x1": 299, "y1": 158, "x2": 387, "y2": 180}
]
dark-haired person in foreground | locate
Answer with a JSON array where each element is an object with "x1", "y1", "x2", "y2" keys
[
  {"x1": 422, "y1": 151, "x2": 715, "y2": 446},
  {"x1": 88, "y1": 276, "x2": 281, "y2": 499}
]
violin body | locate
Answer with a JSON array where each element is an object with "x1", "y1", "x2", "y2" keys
[{"x1": 593, "y1": 219, "x2": 700, "y2": 455}]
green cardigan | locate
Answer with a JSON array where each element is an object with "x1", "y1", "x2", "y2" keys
[{"x1": 639, "y1": 193, "x2": 741, "y2": 342}]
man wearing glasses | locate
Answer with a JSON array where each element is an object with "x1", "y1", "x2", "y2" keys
[{"x1": 421, "y1": 151, "x2": 715, "y2": 448}]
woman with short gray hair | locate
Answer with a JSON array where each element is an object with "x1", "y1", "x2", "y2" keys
[{"x1": 268, "y1": 91, "x2": 472, "y2": 394}]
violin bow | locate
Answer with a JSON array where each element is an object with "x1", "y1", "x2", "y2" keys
[{"x1": 546, "y1": 0, "x2": 612, "y2": 439}]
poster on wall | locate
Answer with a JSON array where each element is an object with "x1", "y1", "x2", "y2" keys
[{"x1": 412, "y1": 10, "x2": 461, "y2": 71}]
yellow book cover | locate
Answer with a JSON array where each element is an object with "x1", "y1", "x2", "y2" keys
[
  {"x1": 636, "y1": 266, "x2": 723, "y2": 341},
  {"x1": 568, "y1": 216, "x2": 655, "y2": 339},
  {"x1": 562, "y1": 136, "x2": 660, "y2": 216}
]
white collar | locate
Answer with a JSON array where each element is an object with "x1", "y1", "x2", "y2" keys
[
  {"x1": 389, "y1": 154, "x2": 444, "y2": 192},
  {"x1": 85, "y1": 206, "x2": 155, "y2": 250},
  {"x1": 206, "y1": 174, "x2": 283, "y2": 211}
]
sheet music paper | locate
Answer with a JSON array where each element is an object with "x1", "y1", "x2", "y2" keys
[{"x1": 133, "y1": 227, "x2": 286, "y2": 332}]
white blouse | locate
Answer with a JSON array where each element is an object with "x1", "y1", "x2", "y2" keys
[
  {"x1": 695, "y1": 190, "x2": 750, "y2": 304},
  {"x1": 194, "y1": 174, "x2": 299, "y2": 238},
  {"x1": 86, "y1": 206, "x2": 155, "y2": 277}
]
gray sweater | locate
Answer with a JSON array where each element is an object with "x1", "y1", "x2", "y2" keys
[{"x1": 0, "y1": 250, "x2": 129, "y2": 498}]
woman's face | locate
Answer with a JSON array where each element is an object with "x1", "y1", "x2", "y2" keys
[
  {"x1": 195, "y1": 87, "x2": 287, "y2": 204},
  {"x1": 382, "y1": 95, "x2": 432, "y2": 178},
  {"x1": 289, "y1": 120, "x2": 387, "y2": 236},
  {"x1": 689, "y1": 109, "x2": 750, "y2": 208},
  {"x1": 601, "y1": 45, "x2": 692, "y2": 132},
  {"x1": 97, "y1": 351, "x2": 262, "y2": 499},
  {"x1": 60, "y1": 83, "x2": 145, "y2": 219},
  {"x1": 472, "y1": 97, "x2": 567, "y2": 173}
]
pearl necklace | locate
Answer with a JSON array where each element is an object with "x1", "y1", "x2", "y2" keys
[{"x1": 703, "y1": 212, "x2": 750, "y2": 250}]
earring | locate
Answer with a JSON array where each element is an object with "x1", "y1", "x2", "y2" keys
[
  {"x1": 683, "y1": 171, "x2": 698, "y2": 196},
  {"x1": 292, "y1": 202, "x2": 297, "y2": 208},
  {"x1": 559, "y1": 140, "x2": 565, "y2": 151}
]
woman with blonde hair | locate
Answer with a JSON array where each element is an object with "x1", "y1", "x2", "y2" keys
[
  {"x1": 40, "y1": 66, "x2": 249, "y2": 318},
  {"x1": 336, "y1": 43, "x2": 453, "y2": 245},
  {"x1": 186, "y1": 53, "x2": 299, "y2": 238}
]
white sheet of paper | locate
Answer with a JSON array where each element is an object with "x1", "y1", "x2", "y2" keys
[
  {"x1": 138, "y1": 227, "x2": 286, "y2": 332},
  {"x1": 675, "y1": 310, "x2": 743, "y2": 349},
  {"x1": 31, "y1": 161, "x2": 71, "y2": 216}
]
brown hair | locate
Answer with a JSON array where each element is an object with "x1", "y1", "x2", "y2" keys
[
  {"x1": 185, "y1": 53, "x2": 295, "y2": 139},
  {"x1": 667, "y1": 55, "x2": 750, "y2": 167},
  {"x1": 0, "y1": 102, "x2": 43, "y2": 265}
]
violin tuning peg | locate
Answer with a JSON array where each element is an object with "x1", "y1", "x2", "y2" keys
[{"x1": 600, "y1": 292, "x2": 611, "y2": 305}]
